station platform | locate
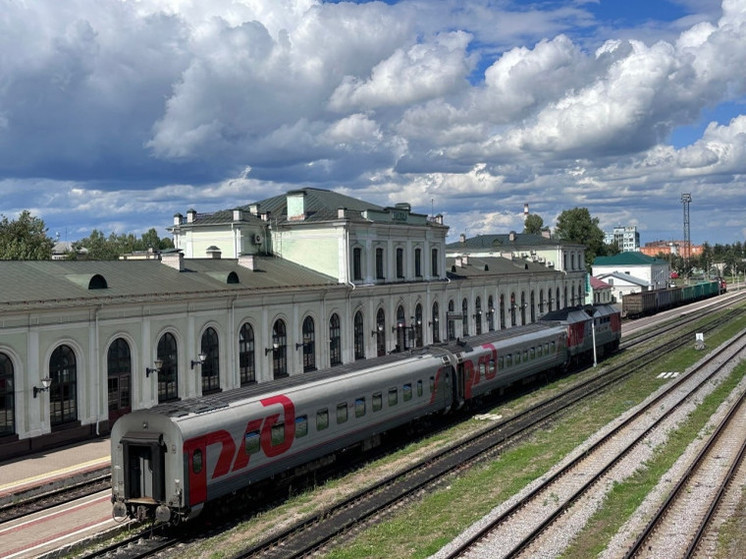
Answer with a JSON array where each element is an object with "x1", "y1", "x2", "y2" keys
[{"x1": 0, "y1": 438, "x2": 110, "y2": 503}]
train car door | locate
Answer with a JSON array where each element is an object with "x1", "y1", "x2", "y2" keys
[
  {"x1": 120, "y1": 432, "x2": 165, "y2": 503},
  {"x1": 183, "y1": 438, "x2": 207, "y2": 506}
]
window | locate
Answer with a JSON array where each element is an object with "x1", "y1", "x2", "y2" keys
[
  {"x1": 157, "y1": 333, "x2": 178, "y2": 403},
  {"x1": 376, "y1": 247, "x2": 384, "y2": 279},
  {"x1": 193, "y1": 449, "x2": 203, "y2": 473},
  {"x1": 388, "y1": 388, "x2": 398, "y2": 406},
  {"x1": 431, "y1": 301, "x2": 440, "y2": 343},
  {"x1": 487, "y1": 296, "x2": 495, "y2": 332},
  {"x1": 417, "y1": 380, "x2": 423, "y2": 397},
  {"x1": 301, "y1": 316, "x2": 316, "y2": 373},
  {"x1": 488, "y1": 358, "x2": 496, "y2": 376},
  {"x1": 201, "y1": 327, "x2": 220, "y2": 394},
  {"x1": 295, "y1": 415, "x2": 308, "y2": 438},
  {"x1": 376, "y1": 308, "x2": 386, "y2": 357},
  {"x1": 329, "y1": 314, "x2": 341, "y2": 366},
  {"x1": 355, "y1": 398, "x2": 366, "y2": 418},
  {"x1": 414, "y1": 248, "x2": 422, "y2": 277},
  {"x1": 0, "y1": 353, "x2": 14, "y2": 437},
  {"x1": 271, "y1": 319, "x2": 288, "y2": 379},
  {"x1": 271, "y1": 422, "x2": 285, "y2": 446},
  {"x1": 506, "y1": 354, "x2": 513, "y2": 367},
  {"x1": 107, "y1": 338, "x2": 130, "y2": 420},
  {"x1": 403, "y1": 383, "x2": 412, "y2": 401},
  {"x1": 49, "y1": 345, "x2": 77, "y2": 427},
  {"x1": 396, "y1": 305, "x2": 406, "y2": 351},
  {"x1": 245, "y1": 431, "x2": 260, "y2": 454},
  {"x1": 447, "y1": 299, "x2": 456, "y2": 341},
  {"x1": 499, "y1": 294, "x2": 506, "y2": 329},
  {"x1": 498, "y1": 356, "x2": 504, "y2": 368},
  {"x1": 429, "y1": 376, "x2": 435, "y2": 393},
  {"x1": 353, "y1": 247, "x2": 363, "y2": 281},
  {"x1": 414, "y1": 303, "x2": 423, "y2": 348},
  {"x1": 462, "y1": 299, "x2": 469, "y2": 336},
  {"x1": 475, "y1": 296, "x2": 482, "y2": 335},
  {"x1": 239, "y1": 323, "x2": 256, "y2": 385},
  {"x1": 373, "y1": 392, "x2": 383, "y2": 412},
  {"x1": 316, "y1": 409, "x2": 329, "y2": 430},
  {"x1": 354, "y1": 311, "x2": 365, "y2": 360},
  {"x1": 336, "y1": 403, "x2": 348, "y2": 424},
  {"x1": 396, "y1": 247, "x2": 404, "y2": 279},
  {"x1": 431, "y1": 248, "x2": 439, "y2": 277}
]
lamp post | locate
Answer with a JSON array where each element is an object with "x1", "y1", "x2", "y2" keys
[{"x1": 583, "y1": 305, "x2": 598, "y2": 367}]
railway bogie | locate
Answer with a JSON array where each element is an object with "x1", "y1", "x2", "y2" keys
[{"x1": 111, "y1": 304, "x2": 621, "y2": 524}]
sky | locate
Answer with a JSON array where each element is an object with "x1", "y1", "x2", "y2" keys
[{"x1": 1, "y1": 0, "x2": 745, "y2": 247}]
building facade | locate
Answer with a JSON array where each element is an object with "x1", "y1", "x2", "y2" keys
[
  {"x1": 604, "y1": 226, "x2": 640, "y2": 252},
  {"x1": 1, "y1": 189, "x2": 581, "y2": 461}
]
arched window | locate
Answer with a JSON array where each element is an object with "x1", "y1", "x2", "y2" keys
[
  {"x1": 0, "y1": 353, "x2": 14, "y2": 437},
  {"x1": 520, "y1": 292, "x2": 526, "y2": 325},
  {"x1": 539, "y1": 289, "x2": 545, "y2": 314},
  {"x1": 376, "y1": 309, "x2": 386, "y2": 357},
  {"x1": 557, "y1": 287, "x2": 561, "y2": 309},
  {"x1": 239, "y1": 323, "x2": 256, "y2": 385},
  {"x1": 272, "y1": 320, "x2": 288, "y2": 379},
  {"x1": 475, "y1": 296, "x2": 482, "y2": 335},
  {"x1": 530, "y1": 291, "x2": 536, "y2": 323},
  {"x1": 431, "y1": 248, "x2": 439, "y2": 277},
  {"x1": 107, "y1": 338, "x2": 131, "y2": 423},
  {"x1": 301, "y1": 316, "x2": 316, "y2": 372},
  {"x1": 201, "y1": 327, "x2": 220, "y2": 394},
  {"x1": 431, "y1": 301, "x2": 440, "y2": 343},
  {"x1": 49, "y1": 345, "x2": 77, "y2": 426},
  {"x1": 510, "y1": 293, "x2": 517, "y2": 327},
  {"x1": 571, "y1": 285, "x2": 576, "y2": 306},
  {"x1": 376, "y1": 247, "x2": 385, "y2": 279},
  {"x1": 462, "y1": 298, "x2": 469, "y2": 337},
  {"x1": 395, "y1": 305, "x2": 406, "y2": 351},
  {"x1": 157, "y1": 333, "x2": 178, "y2": 403},
  {"x1": 352, "y1": 247, "x2": 363, "y2": 281},
  {"x1": 447, "y1": 300, "x2": 456, "y2": 340},
  {"x1": 354, "y1": 311, "x2": 365, "y2": 361},
  {"x1": 564, "y1": 286, "x2": 568, "y2": 309},
  {"x1": 329, "y1": 314, "x2": 342, "y2": 366},
  {"x1": 499, "y1": 294, "x2": 506, "y2": 329},
  {"x1": 487, "y1": 296, "x2": 495, "y2": 332},
  {"x1": 414, "y1": 304, "x2": 423, "y2": 348},
  {"x1": 396, "y1": 247, "x2": 404, "y2": 279},
  {"x1": 415, "y1": 248, "x2": 422, "y2": 277}
]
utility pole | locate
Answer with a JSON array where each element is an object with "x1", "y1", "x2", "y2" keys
[{"x1": 681, "y1": 193, "x2": 691, "y2": 276}]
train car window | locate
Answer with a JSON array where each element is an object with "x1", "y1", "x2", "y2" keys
[
  {"x1": 478, "y1": 361, "x2": 486, "y2": 378},
  {"x1": 355, "y1": 398, "x2": 366, "y2": 418},
  {"x1": 429, "y1": 376, "x2": 435, "y2": 393},
  {"x1": 417, "y1": 379, "x2": 423, "y2": 397},
  {"x1": 317, "y1": 409, "x2": 329, "y2": 430},
  {"x1": 295, "y1": 415, "x2": 308, "y2": 438},
  {"x1": 523, "y1": 349, "x2": 528, "y2": 362},
  {"x1": 551, "y1": 341, "x2": 556, "y2": 352},
  {"x1": 337, "y1": 403, "x2": 348, "y2": 424},
  {"x1": 515, "y1": 352, "x2": 521, "y2": 365},
  {"x1": 245, "y1": 431, "x2": 260, "y2": 455},
  {"x1": 488, "y1": 359, "x2": 496, "y2": 376},
  {"x1": 403, "y1": 383, "x2": 412, "y2": 401},
  {"x1": 530, "y1": 347, "x2": 535, "y2": 360},
  {"x1": 498, "y1": 356, "x2": 504, "y2": 368},
  {"x1": 537, "y1": 345, "x2": 543, "y2": 357},
  {"x1": 192, "y1": 449, "x2": 203, "y2": 474},
  {"x1": 373, "y1": 392, "x2": 383, "y2": 412},
  {"x1": 271, "y1": 422, "x2": 285, "y2": 446},
  {"x1": 505, "y1": 354, "x2": 512, "y2": 367},
  {"x1": 388, "y1": 388, "x2": 398, "y2": 406}
]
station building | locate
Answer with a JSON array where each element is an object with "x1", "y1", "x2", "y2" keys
[{"x1": 0, "y1": 188, "x2": 584, "y2": 461}]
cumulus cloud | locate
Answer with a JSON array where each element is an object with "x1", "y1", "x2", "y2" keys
[{"x1": 1, "y1": 0, "x2": 745, "y2": 244}]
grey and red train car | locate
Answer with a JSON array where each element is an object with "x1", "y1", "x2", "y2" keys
[{"x1": 110, "y1": 304, "x2": 621, "y2": 524}]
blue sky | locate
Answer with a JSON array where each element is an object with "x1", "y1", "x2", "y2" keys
[{"x1": 1, "y1": 0, "x2": 744, "y2": 247}]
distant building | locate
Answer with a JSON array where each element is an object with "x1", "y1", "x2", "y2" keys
[
  {"x1": 587, "y1": 276, "x2": 614, "y2": 304},
  {"x1": 592, "y1": 251, "x2": 670, "y2": 301},
  {"x1": 604, "y1": 226, "x2": 640, "y2": 252},
  {"x1": 640, "y1": 240, "x2": 703, "y2": 258}
]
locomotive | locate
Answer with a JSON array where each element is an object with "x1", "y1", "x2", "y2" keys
[{"x1": 110, "y1": 304, "x2": 621, "y2": 524}]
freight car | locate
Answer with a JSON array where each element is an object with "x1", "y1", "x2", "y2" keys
[
  {"x1": 111, "y1": 304, "x2": 621, "y2": 525},
  {"x1": 622, "y1": 279, "x2": 721, "y2": 318}
]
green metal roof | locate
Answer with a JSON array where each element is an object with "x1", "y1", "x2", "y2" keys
[
  {"x1": 593, "y1": 251, "x2": 666, "y2": 266},
  {"x1": 0, "y1": 257, "x2": 340, "y2": 309},
  {"x1": 446, "y1": 233, "x2": 578, "y2": 250},
  {"x1": 445, "y1": 255, "x2": 561, "y2": 279}
]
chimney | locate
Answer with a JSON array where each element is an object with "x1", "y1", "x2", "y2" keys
[
  {"x1": 509, "y1": 231, "x2": 516, "y2": 242},
  {"x1": 161, "y1": 251, "x2": 184, "y2": 271},
  {"x1": 187, "y1": 209, "x2": 197, "y2": 224},
  {"x1": 249, "y1": 203, "x2": 259, "y2": 216},
  {"x1": 233, "y1": 208, "x2": 243, "y2": 221},
  {"x1": 460, "y1": 233, "x2": 466, "y2": 243},
  {"x1": 238, "y1": 254, "x2": 256, "y2": 271},
  {"x1": 337, "y1": 207, "x2": 346, "y2": 219},
  {"x1": 173, "y1": 213, "x2": 183, "y2": 226}
]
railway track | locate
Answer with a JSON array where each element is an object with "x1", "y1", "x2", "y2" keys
[
  {"x1": 435, "y1": 328, "x2": 746, "y2": 558},
  {"x1": 70, "y1": 301, "x2": 743, "y2": 559},
  {"x1": 623, "y1": 386, "x2": 746, "y2": 558}
]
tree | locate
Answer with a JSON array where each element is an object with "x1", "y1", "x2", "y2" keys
[
  {"x1": 0, "y1": 210, "x2": 55, "y2": 260},
  {"x1": 554, "y1": 207, "x2": 606, "y2": 270},
  {"x1": 523, "y1": 213, "x2": 545, "y2": 235},
  {"x1": 72, "y1": 228, "x2": 174, "y2": 260}
]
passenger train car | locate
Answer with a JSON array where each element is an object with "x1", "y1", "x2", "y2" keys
[{"x1": 111, "y1": 304, "x2": 621, "y2": 524}]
